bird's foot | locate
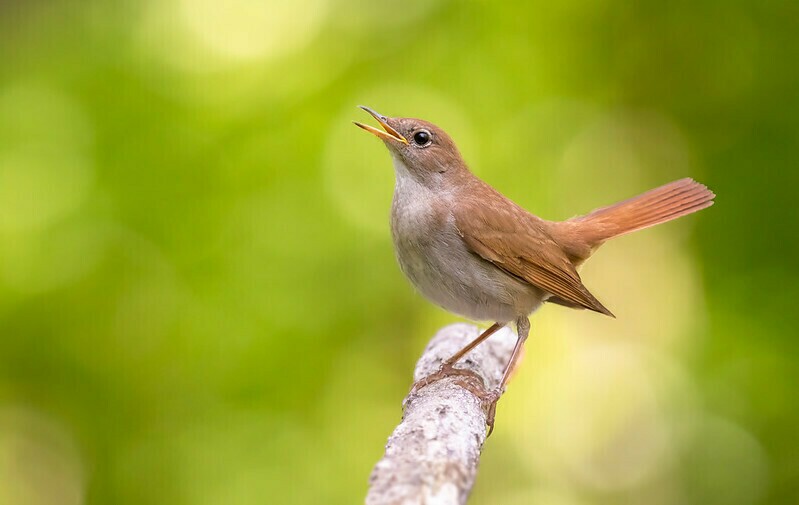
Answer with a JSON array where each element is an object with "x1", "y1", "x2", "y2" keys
[
  {"x1": 408, "y1": 362, "x2": 502, "y2": 435},
  {"x1": 408, "y1": 362, "x2": 486, "y2": 397},
  {"x1": 480, "y1": 388, "x2": 503, "y2": 436}
]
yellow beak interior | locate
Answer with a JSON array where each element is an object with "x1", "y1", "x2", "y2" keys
[{"x1": 353, "y1": 106, "x2": 408, "y2": 144}]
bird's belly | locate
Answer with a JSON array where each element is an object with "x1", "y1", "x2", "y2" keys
[{"x1": 392, "y1": 225, "x2": 545, "y2": 322}]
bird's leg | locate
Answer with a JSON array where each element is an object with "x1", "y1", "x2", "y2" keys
[
  {"x1": 483, "y1": 316, "x2": 530, "y2": 435},
  {"x1": 443, "y1": 322, "x2": 505, "y2": 366},
  {"x1": 409, "y1": 322, "x2": 505, "y2": 395}
]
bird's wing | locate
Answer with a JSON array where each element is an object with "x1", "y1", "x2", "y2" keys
[{"x1": 453, "y1": 197, "x2": 614, "y2": 317}]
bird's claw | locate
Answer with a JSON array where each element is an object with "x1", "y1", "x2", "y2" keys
[{"x1": 481, "y1": 388, "x2": 503, "y2": 436}]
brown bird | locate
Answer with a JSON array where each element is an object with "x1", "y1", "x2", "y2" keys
[{"x1": 354, "y1": 106, "x2": 714, "y2": 431}]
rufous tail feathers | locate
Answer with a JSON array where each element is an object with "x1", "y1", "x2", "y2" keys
[{"x1": 567, "y1": 178, "x2": 715, "y2": 250}]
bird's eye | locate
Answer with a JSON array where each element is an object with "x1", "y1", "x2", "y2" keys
[{"x1": 412, "y1": 130, "x2": 431, "y2": 146}]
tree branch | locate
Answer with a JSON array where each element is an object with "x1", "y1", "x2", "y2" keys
[{"x1": 366, "y1": 323, "x2": 516, "y2": 505}]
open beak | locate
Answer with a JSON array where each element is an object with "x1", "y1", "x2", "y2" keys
[{"x1": 353, "y1": 106, "x2": 408, "y2": 144}]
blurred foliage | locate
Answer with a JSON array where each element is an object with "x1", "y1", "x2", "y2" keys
[{"x1": 0, "y1": 0, "x2": 797, "y2": 504}]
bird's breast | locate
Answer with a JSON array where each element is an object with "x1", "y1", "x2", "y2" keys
[{"x1": 390, "y1": 186, "x2": 543, "y2": 322}]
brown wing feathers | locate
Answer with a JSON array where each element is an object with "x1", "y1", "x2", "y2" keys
[
  {"x1": 455, "y1": 200, "x2": 614, "y2": 317},
  {"x1": 454, "y1": 178, "x2": 713, "y2": 319}
]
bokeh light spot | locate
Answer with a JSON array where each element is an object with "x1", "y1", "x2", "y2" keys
[
  {"x1": 0, "y1": 406, "x2": 85, "y2": 505},
  {"x1": 0, "y1": 221, "x2": 107, "y2": 295},
  {"x1": 138, "y1": 0, "x2": 329, "y2": 74},
  {"x1": 179, "y1": 0, "x2": 328, "y2": 62},
  {"x1": 683, "y1": 416, "x2": 768, "y2": 505},
  {"x1": 557, "y1": 110, "x2": 693, "y2": 213},
  {"x1": 0, "y1": 84, "x2": 93, "y2": 234}
]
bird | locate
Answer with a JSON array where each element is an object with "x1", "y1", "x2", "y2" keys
[{"x1": 354, "y1": 105, "x2": 715, "y2": 432}]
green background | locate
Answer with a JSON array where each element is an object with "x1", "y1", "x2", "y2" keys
[{"x1": 0, "y1": 1, "x2": 796, "y2": 504}]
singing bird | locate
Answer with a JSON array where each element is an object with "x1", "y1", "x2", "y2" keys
[{"x1": 354, "y1": 106, "x2": 714, "y2": 431}]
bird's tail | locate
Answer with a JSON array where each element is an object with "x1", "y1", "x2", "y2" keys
[{"x1": 566, "y1": 178, "x2": 715, "y2": 250}]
